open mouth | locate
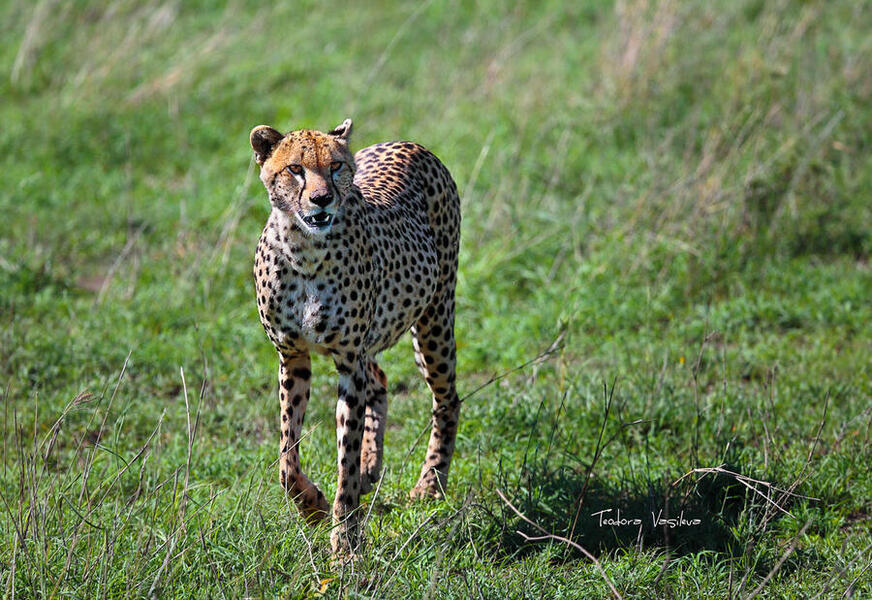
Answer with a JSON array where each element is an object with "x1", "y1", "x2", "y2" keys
[{"x1": 300, "y1": 211, "x2": 334, "y2": 230}]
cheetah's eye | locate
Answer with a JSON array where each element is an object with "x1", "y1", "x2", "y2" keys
[
  {"x1": 286, "y1": 164, "x2": 303, "y2": 176},
  {"x1": 330, "y1": 161, "x2": 343, "y2": 173}
]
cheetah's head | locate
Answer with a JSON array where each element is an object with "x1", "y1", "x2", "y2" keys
[{"x1": 249, "y1": 119, "x2": 355, "y2": 236}]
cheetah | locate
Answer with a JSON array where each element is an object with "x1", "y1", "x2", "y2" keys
[{"x1": 249, "y1": 119, "x2": 461, "y2": 555}]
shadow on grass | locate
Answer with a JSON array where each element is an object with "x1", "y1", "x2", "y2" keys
[
  {"x1": 489, "y1": 461, "x2": 751, "y2": 559},
  {"x1": 470, "y1": 456, "x2": 832, "y2": 586}
]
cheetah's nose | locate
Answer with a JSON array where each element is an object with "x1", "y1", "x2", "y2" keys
[{"x1": 310, "y1": 192, "x2": 334, "y2": 208}]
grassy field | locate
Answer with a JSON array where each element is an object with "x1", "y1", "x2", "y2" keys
[{"x1": 2, "y1": 0, "x2": 871, "y2": 597}]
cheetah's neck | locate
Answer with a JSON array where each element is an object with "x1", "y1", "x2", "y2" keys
[{"x1": 264, "y1": 209, "x2": 330, "y2": 275}]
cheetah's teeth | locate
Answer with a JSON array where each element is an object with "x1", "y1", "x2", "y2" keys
[{"x1": 301, "y1": 212, "x2": 334, "y2": 229}]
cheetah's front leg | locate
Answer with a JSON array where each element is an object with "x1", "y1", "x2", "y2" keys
[
  {"x1": 278, "y1": 353, "x2": 329, "y2": 522},
  {"x1": 360, "y1": 361, "x2": 388, "y2": 495},
  {"x1": 331, "y1": 355, "x2": 367, "y2": 556}
]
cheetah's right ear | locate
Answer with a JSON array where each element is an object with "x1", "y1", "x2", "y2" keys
[
  {"x1": 328, "y1": 118, "x2": 353, "y2": 142},
  {"x1": 250, "y1": 125, "x2": 284, "y2": 165}
]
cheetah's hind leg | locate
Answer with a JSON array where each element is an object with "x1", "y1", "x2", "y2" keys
[{"x1": 409, "y1": 287, "x2": 460, "y2": 500}]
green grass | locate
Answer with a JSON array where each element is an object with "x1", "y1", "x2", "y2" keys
[{"x1": 2, "y1": 0, "x2": 871, "y2": 597}]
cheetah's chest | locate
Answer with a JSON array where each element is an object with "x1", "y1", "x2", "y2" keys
[
  {"x1": 255, "y1": 254, "x2": 373, "y2": 354},
  {"x1": 254, "y1": 195, "x2": 442, "y2": 358}
]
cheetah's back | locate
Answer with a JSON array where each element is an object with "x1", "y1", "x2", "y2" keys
[{"x1": 352, "y1": 142, "x2": 461, "y2": 354}]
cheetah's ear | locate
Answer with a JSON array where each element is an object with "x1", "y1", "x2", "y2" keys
[
  {"x1": 328, "y1": 118, "x2": 353, "y2": 142},
  {"x1": 250, "y1": 125, "x2": 284, "y2": 165}
]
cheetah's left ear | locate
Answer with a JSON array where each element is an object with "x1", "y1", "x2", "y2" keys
[
  {"x1": 250, "y1": 125, "x2": 284, "y2": 165},
  {"x1": 328, "y1": 118, "x2": 353, "y2": 142}
]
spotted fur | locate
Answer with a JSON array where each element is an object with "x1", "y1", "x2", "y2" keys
[{"x1": 249, "y1": 119, "x2": 461, "y2": 556}]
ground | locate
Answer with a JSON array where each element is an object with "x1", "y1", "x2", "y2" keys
[{"x1": 1, "y1": 1, "x2": 871, "y2": 598}]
